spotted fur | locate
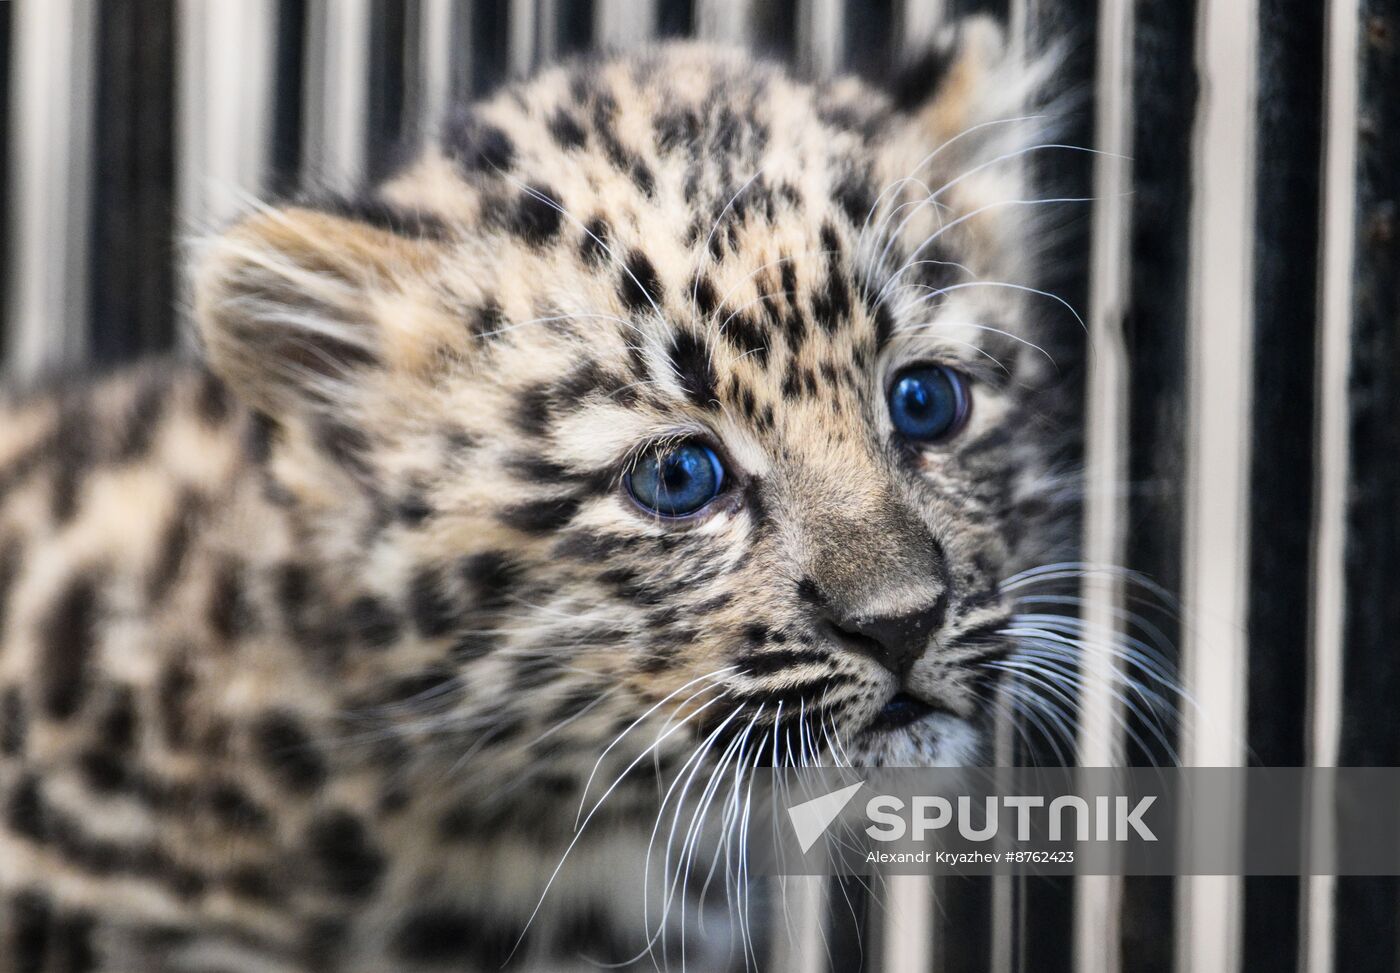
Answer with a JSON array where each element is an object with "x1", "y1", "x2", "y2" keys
[{"x1": 0, "y1": 27, "x2": 1075, "y2": 971}]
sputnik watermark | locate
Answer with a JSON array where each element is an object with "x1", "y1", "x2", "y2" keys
[
  {"x1": 749, "y1": 768, "x2": 1400, "y2": 876},
  {"x1": 863, "y1": 793, "x2": 1157, "y2": 842},
  {"x1": 784, "y1": 781, "x2": 1155, "y2": 861}
]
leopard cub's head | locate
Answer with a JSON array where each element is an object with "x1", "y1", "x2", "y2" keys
[{"x1": 195, "y1": 28, "x2": 1069, "y2": 802}]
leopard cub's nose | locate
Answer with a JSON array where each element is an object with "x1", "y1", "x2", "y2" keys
[{"x1": 821, "y1": 599, "x2": 946, "y2": 678}]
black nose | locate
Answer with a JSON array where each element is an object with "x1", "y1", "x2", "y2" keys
[{"x1": 823, "y1": 597, "x2": 947, "y2": 677}]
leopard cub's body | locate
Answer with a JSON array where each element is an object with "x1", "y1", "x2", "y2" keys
[{"x1": 0, "y1": 30, "x2": 1070, "y2": 972}]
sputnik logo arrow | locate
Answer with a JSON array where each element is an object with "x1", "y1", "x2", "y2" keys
[{"x1": 786, "y1": 780, "x2": 866, "y2": 853}]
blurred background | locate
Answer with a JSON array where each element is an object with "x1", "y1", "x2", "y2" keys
[{"x1": 0, "y1": 1, "x2": 1396, "y2": 972}]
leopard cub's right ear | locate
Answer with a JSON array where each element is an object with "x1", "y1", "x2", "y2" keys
[
  {"x1": 891, "y1": 15, "x2": 1050, "y2": 149},
  {"x1": 193, "y1": 204, "x2": 451, "y2": 418}
]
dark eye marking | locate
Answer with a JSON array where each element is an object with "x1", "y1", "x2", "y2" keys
[
  {"x1": 887, "y1": 364, "x2": 971, "y2": 443},
  {"x1": 499, "y1": 494, "x2": 585, "y2": 535},
  {"x1": 510, "y1": 362, "x2": 633, "y2": 439}
]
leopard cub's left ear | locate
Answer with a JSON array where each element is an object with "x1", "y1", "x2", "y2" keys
[{"x1": 193, "y1": 204, "x2": 454, "y2": 418}]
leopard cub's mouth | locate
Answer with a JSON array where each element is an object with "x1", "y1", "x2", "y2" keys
[{"x1": 863, "y1": 691, "x2": 947, "y2": 734}]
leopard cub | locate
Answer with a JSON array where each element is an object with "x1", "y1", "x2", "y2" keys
[{"x1": 0, "y1": 24, "x2": 1068, "y2": 972}]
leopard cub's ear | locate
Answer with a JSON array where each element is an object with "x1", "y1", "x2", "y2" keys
[
  {"x1": 889, "y1": 15, "x2": 1053, "y2": 150},
  {"x1": 873, "y1": 16, "x2": 1059, "y2": 281},
  {"x1": 193, "y1": 202, "x2": 454, "y2": 417}
]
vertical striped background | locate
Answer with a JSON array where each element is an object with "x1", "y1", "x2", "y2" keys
[{"x1": 1, "y1": 1, "x2": 1396, "y2": 971}]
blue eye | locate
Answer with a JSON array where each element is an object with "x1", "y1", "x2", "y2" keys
[
  {"x1": 888, "y1": 365, "x2": 970, "y2": 442},
  {"x1": 626, "y1": 442, "x2": 726, "y2": 517}
]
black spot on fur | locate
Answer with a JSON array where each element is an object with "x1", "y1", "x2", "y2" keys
[
  {"x1": 813, "y1": 225, "x2": 852, "y2": 331},
  {"x1": 741, "y1": 648, "x2": 833, "y2": 678},
  {"x1": 312, "y1": 420, "x2": 373, "y2": 477},
  {"x1": 833, "y1": 173, "x2": 876, "y2": 227},
  {"x1": 396, "y1": 491, "x2": 433, "y2": 525},
  {"x1": 499, "y1": 494, "x2": 584, "y2": 535},
  {"x1": 227, "y1": 865, "x2": 280, "y2": 903},
  {"x1": 511, "y1": 653, "x2": 558, "y2": 691},
  {"x1": 547, "y1": 109, "x2": 587, "y2": 149},
  {"x1": 372, "y1": 671, "x2": 463, "y2": 712},
  {"x1": 194, "y1": 369, "x2": 233, "y2": 425},
  {"x1": 781, "y1": 369, "x2": 801, "y2": 400},
  {"x1": 442, "y1": 112, "x2": 516, "y2": 174},
  {"x1": 207, "y1": 559, "x2": 252, "y2": 643},
  {"x1": 245, "y1": 412, "x2": 278, "y2": 464},
  {"x1": 0, "y1": 535, "x2": 21, "y2": 635},
  {"x1": 40, "y1": 573, "x2": 103, "y2": 720},
  {"x1": 655, "y1": 107, "x2": 700, "y2": 153},
  {"x1": 554, "y1": 359, "x2": 609, "y2": 402},
  {"x1": 348, "y1": 595, "x2": 402, "y2": 649},
  {"x1": 592, "y1": 99, "x2": 657, "y2": 196},
  {"x1": 467, "y1": 300, "x2": 504, "y2": 339},
  {"x1": 394, "y1": 907, "x2": 514, "y2": 966},
  {"x1": 305, "y1": 811, "x2": 385, "y2": 899},
  {"x1": 619, "y1": 250, "x2": 663, "y2": 311},
  {"x1": 147, "y1": 490, "x2": 204, "y2": 603},
  {"x1": 629, "y1": 159, "x2": 656, "y2": 196},
  {"x1": 12, "y1": 889, "x2": 52, "y2": 972},
  {"x1": 550, "y1": 686, "x2": 599, "y2": 723},
  {"x1": 1, "y1": 688, "x2": 26, "y2": 756},
  {"x1": 668, "y1": 331, "x2": 718, "y2": 406},
  {"x1": 78, "y1": 748, "x2": 127, "y2": 794},
  {"x1": 156, "y1": 660, "x2": 193, "y2": 749},
  {"x1": 693, "y1": 275, "x2": 719, "y2": 316},
  {"x1": 461, "y1": 552, "x2": 517, "y2": 610},
  {"x1": 506, "y1": 455, "x2": 574, "y2": 484},
  {"x1": 723, "y1": 313, "x2": 770, "y2": 367},
  {"x1": 450, "y1": 631, "x2": 498, "y2": 662},
  {"x1": 206, "y1": 781, "x2": 270, "y2": 832},
  {"x1": 304, "y1": 194, "x2": 453, "y2": 240},
  {"x1": 513, "y1": 383, "x2": 554, "y2": 437},
  {"x1": 114, "y1": 380, "x2": 167, "y2": 463},
  {"x1": 409, "y1": 565, "x2": 458, "y2": 638},
  {"x1": 553, "y1": 530, "x2": 632, "y2": 561},
  {"x1": 275, "y1": 562, "x2": 313, "y2": 635},
  {"x1": 49, "y1": 402, "x2": 94, "y2": 524},
  {"x1": 51, "y1": 911, "x2": 97, "y2": 973},
  {"x1": 873, "y1": 300, "x2": 896, "y2": 351},
  {"x1": 253, "y1": 711, "x2": 327, "y2": 793},
  {"x1": 8, "y1": 774, "x2": 45, "y2": 839},
  {"x1": 100, "y1": 688, "x2": 137, "y2": 751},
  {"x1": 580, "y1": 216, "x2": 611, "y2": 266},
  {"x1": 510, "y1": 185, "x2": 564, "y2": 245},
  {"x1": 887, "y1": 45, "x2": 960, "y2": 111}
]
